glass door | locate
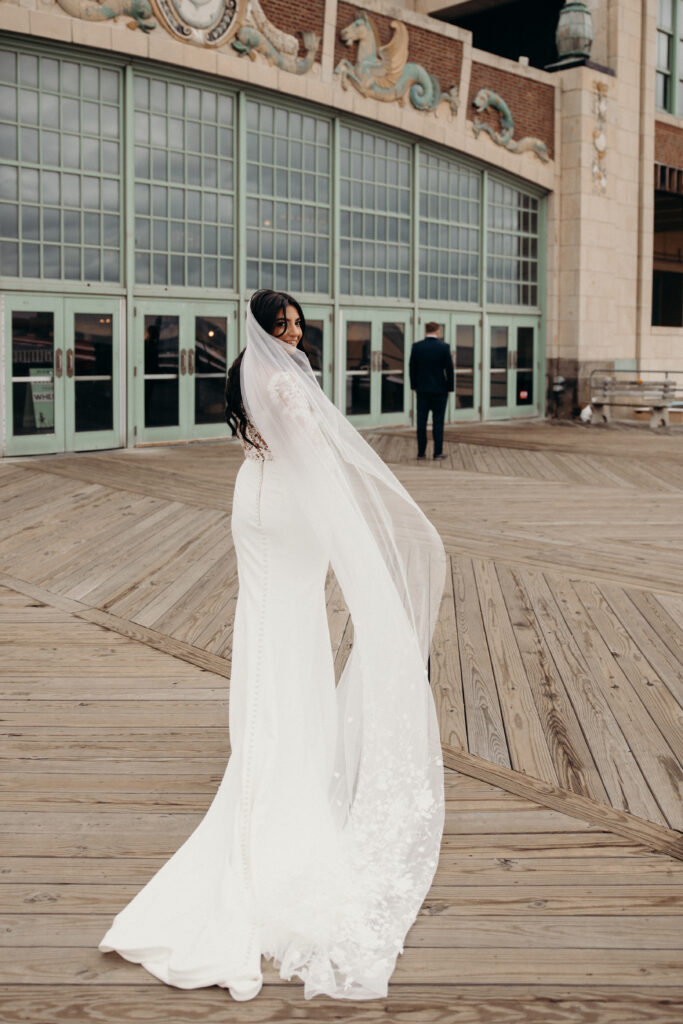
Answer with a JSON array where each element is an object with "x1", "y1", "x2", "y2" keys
[
  {"x1": 485, "y1": 315, "x2": 539, "y2": 420},
  {"x1": 136, "y1": 300, "x2": 237, "y2": 443},
  {"x1": 3, "y1": 294, "x2": 121, "y2": 457},
  {"x1": 63, "y1": 297, "x2": 121, "y2": 452},
  {"x1": 5, "y1": 295, "x2": 63, "y2": 456},
  {"x1": 341, "y1": 311, "x2": 410, "y2": 428},
  {"x1": 417, "y1": 311, "x2": 481, "y2": 422},
  {"x1": 302, "y1": 304, "x2": 333, "y2": 400}
]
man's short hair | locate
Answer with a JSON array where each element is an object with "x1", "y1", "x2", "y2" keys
[{"x1": 425, "y1": 322, "x2": 440, "y2": 335}]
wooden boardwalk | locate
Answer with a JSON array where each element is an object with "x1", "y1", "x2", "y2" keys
[{"x1": 1, "y1": 421, "x2": 682, "y2": 1021}]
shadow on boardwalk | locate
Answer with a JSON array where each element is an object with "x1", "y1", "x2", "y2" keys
[{"x1": 1, "y1": 421, "x2": 682, "y2": 1022}]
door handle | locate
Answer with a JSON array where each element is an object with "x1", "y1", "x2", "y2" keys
[
  {"x1": 180, "y1": 349, "x2": 187, "y2": 375},
  {"x1": 55, "y1": 348, "x2": 63, "y2": 378},
  {"x1": 66, "y1": 348, "x2": 74, "y2": 378},
  {"x1": 188, "y1": 349, "x2": 194, "y2": 375}
]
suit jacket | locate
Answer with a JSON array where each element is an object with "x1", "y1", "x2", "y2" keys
[{"x1": 409, "y1": 337, "x2": 454, "y2": 394}]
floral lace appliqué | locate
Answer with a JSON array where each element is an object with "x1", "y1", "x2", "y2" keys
[{"x1": 238, "y1": 422, "x2": 273, "y2": 462}]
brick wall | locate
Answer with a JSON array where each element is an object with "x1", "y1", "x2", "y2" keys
[
  {"x1": 655, "y1": 119, "x2": 683, "y2": 169},
  {"x1": 334, "y1": 3, "x2": 462, "y2": 94},
  {"x1": 468, "y1": 62, "x2": 555, "y2": 161},
  {"x1": 260, "y1": 0, "x2": 326, "y2": 61}
]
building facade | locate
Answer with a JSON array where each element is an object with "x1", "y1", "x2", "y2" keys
[{"x1": 0, "y1": 0, "x2": 672, "y2": 456}]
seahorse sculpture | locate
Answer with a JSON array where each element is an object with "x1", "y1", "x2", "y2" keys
[
  {"x1": 54, "y1": 0, "x2": 156, "y2": 32},
  {"x1": 231, "y1": 0, "x2": 320, "y2": 74},
  {"x1": 472, "y1": 88, "x2": 549, "y2": 162},
  {"x1": 335, "y1": 11, "x2": 458, "y2": 114}
]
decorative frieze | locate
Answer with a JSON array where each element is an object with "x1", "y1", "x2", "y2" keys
[
  {"x1": 54, "y1": 0, "x2": 156, "y2": 34},
  {"x1": 51, "y1": 0, "x2": 320, "y2": 71},
  {"x1": 152, "y1": 0, "x2": 244, "y2": 46},
  {"x1": 231, "y1": 0, "x2": 320, "y2": 73},
  {"x1": 472, "y1": 88, "x2": 549, "y2": 162},
  {"x1": 334, "y1": 10, "x2": 458, "y2": 115}
]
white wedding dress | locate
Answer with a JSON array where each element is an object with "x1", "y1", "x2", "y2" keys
[{"x1": 99, "y1": 310, "x2": 446, "y2": 1001}]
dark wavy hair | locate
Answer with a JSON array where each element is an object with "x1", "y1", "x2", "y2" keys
[{"x1": 225, "y1": 290, "x2": 307, "y2": 452}]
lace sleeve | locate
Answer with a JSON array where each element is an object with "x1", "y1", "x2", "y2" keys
[
  {"x1": 266, "y1": 371, "x2": 331, "y2": 459},
  {"x1": 267, "y1": 371, "x2": 314, "y2": 421}
]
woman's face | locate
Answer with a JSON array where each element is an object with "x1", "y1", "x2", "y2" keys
[{"x1": 272, "y1": 304, "x2": 303, "y2": 347}]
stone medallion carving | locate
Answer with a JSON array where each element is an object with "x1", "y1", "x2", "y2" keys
[{"x1": 152, "y1": 0, "x2": 247, "y2": 46}]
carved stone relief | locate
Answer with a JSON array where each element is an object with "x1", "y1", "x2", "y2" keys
[
  {"x1": 592, "y1": 81, "x2": 608, "y2": 193},
  {"x1": 53, "y1": 0, "x2": 157, "y2": 34},
  {"x1": 335, "y1": 11, "x2": 458, "y2": 115},
  {"x1": 472, "y1": 88, "x2": 549, "y2": 163},
  {"x1": 153, "y1": 0, "x2": 245, "y2": 46},
  {"x1": 231, "y1": 0, "x2": 320, "y2": 73},
  {"x1": 50, "y1": 0, "x2": 320, "y2": 71}
]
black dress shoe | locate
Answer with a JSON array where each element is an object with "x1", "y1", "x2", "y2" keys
[
  {"x1": 433, "y1": 453, "x2": 448, "y2": 460},
  {"x1": 417, "y1": 454, "x2": 426, "y2": 460}
]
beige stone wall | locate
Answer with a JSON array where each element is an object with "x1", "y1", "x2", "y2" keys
[
  {"x1": 547, "y1": 0, "x2": 676, "y2": 409},
  {"x1": 643, "y1": 331, "x2": 683, "y2": 370}
]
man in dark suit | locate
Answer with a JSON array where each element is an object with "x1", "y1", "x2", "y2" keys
[{"x1": 409, "y1": 322, "x2": 454, "y2": 460}]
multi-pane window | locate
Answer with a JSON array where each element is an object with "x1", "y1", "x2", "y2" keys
[
  {"x1": 418, "y1": 151, "x2": 479, "y2": 303},
  {"x1": 657, "y1": 0, "x2": 674, "y2": 109},
  {"x1": 339, "y1": 126, "x2": 411, "y2": 298},
  {"x1": 486, "y1": 181, "x2": 539, "y2": 306},
  {"x1": 133, "y1": 75, "x2": 234, "y2": 288},
  {"x1": 655, "y1": 0, "x2": 683, "y2": 113},
  {"x1": 0, "y1": 49, "x2": 121, "y2": 282},
  {"x1": 245, "y1": 100, "x2": 330, "y2": 294}
]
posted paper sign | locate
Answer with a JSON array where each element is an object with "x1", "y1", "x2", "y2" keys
[{"x1": 29, "y1": 367, "x2": 54, "y2": 430}]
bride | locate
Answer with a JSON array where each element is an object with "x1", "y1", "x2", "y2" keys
[{"x1": 98, "y1": 289, "x2": 447, "y2": 1002}]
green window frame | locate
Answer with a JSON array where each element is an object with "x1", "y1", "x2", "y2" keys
[
  {"x1": 486, "y1": 180, "x2": 539, "y2": 307},
  {"x1": 245, "y1": 98, "x2": 330, "y2": 295},
  {"x1": 418, "y1": 149, "x2": 480, "y2": 303},
  {"x1": 339, "y1": 125, "x2": 411, "y2": 299},
  {"x1": 132, "y1": 74, "x2": 234, "y2": 289},
  {"x1": 656, "y1": 0, "x2": 683, "y2": 114},
  {"x1": 0, "y1": 48, "x2": 122, "y2": 283}
]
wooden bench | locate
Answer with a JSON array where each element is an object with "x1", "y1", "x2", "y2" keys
[{"x1": 590, "y1": 377, "x2": 677, "y2": 429}]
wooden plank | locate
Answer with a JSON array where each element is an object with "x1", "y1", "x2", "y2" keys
[
  {"x1": 0, "y1": 572, "x2": 230, "y2": 677},
  {"x1": 4, "y1": 913, "x2": 683, "y2": 950},
  {"x1": 495, "y1": 564, "x2": 609, "y2": 803},
  {"x1": 4, "y1": 852, "x2": 682, "y2": 886},
  {"x1": 627, "y1": 589, "x2": 683, "y2": 668},
  {"x1": 5, "y1": 882, "x2": 682, "y2": 917},
  {"x1": 0, "y1": 831, "x2": 650, "y2": 860},
  {"x1": 442, "y1": 745, "x2": 683, "y2": 861},
  {"x1": 0, "y1": 700, "x2": 228, "y2": 727},
  {"x1": 1, "y1": 985, "x2": 682, "y2": 1024},
  {"x1": 573, "y1": 581, "x2": 683, "y2": 766},
  {"x1": 430, "y1": 556, "x2": 467, "y2": 751},
  {"x1": 518, "y1": 570, "x2": 671, "y2": 822},
  {"x1": 472, "y1": 557, "x2": 557, "y2": 782},
  {"x1": 551, "y1": 577, "x2": 680, "y2": 828},
  {"x1": 1, "y1": 947, "x2": 681, "y2": 986},
  {"x1": 452, "y1": 555, "x2": 510, "y2": 767}
]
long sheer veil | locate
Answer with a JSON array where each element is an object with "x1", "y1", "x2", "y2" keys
[{"x1": 240, "y1": 306, "x2": 446, "y2": 998}]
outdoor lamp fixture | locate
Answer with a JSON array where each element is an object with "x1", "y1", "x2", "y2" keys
[{"x1": 555, "y1": 0, "x2": 594, "y2": 62}]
